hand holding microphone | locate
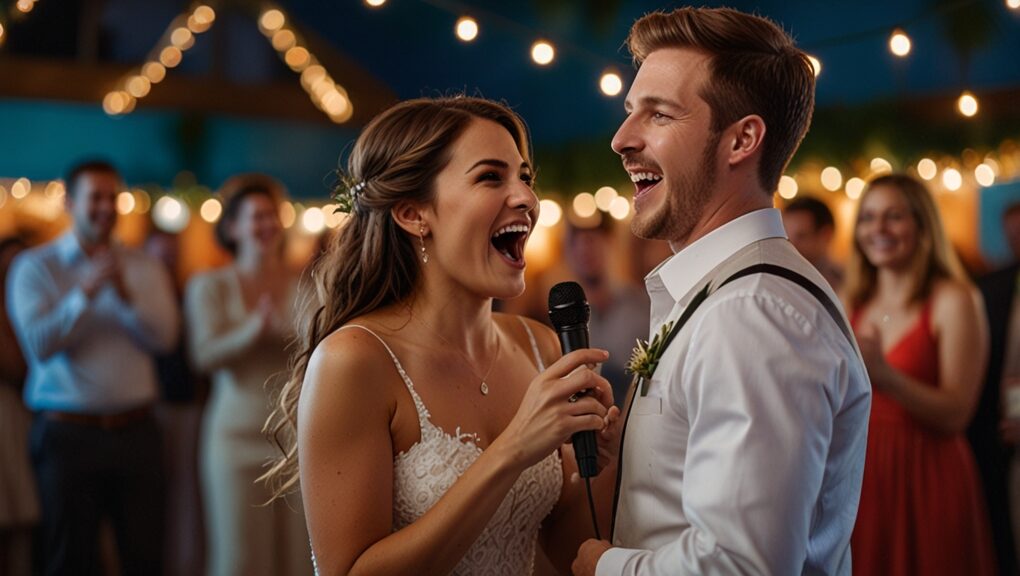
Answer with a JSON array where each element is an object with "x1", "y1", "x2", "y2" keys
[{"x1": 548, "y1": 281, "x2": 604, "y2": 479}]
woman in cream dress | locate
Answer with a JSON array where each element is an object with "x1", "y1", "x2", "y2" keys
[{"x1": 185, "y1": 175, "x2": 307, "y2": 576}]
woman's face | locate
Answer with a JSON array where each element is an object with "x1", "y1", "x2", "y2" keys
[
  {"x1": 425, "y1": 118, "x2": 538, "y2": 299},
  {"x1": 232, "y1": 192, "x2": 283, "y2": 256},
  {"x1": 855, "y1": 184, "x2": 920, "y2": 271}
]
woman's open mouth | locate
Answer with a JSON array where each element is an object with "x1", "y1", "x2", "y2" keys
[{"x1": 490, "y1": 223, "x2": 529, "y2": 268}]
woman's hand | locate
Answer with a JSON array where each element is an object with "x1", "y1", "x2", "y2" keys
[
  {"x1": 856, "y1": 322, "x2": 896, "y2": 391},
  {"x1": 494, "y1": 348, "x2": 613, "y2": 472}
]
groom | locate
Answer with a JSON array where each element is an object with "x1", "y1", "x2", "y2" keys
[{"x1": 573, "y1": 7, "x2": 871, "y2": 575}]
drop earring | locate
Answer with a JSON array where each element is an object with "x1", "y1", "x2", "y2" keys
[{"x1": 418, "y1": 223, "x2": 429, "y2": 264}]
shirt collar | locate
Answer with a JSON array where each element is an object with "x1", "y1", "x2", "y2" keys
[
  {"x1": 55, "y1": 231, "x2": 120, "y2": 265},
  {"x1": 647, "y1": 208, "x2": 788, "y2": 304}
]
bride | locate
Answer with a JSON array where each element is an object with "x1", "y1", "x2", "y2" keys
[{"x1": 262, "y1": 96, "x2": 621, "y2": 575}]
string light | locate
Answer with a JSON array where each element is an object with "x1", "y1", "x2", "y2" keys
[
  {"x1": 957, "y1": 91, "x2": 978, "y2": 117},
  {"x1": 917, "y1": 158, "x2": 937, "y2": 180},
  {"x1": 279, "y1": 202, "x2": 296, "y2": 229},
  {"x1": 456, "y1": 17, "x2": 478, "y2": 42},
  {"x1": 608, "y1": 196, "x2": 631, "y2": 220},
  {"x1": 807, "y1": 55, "x2": 822, "y2": 77},
  {"x1": 888, "y1": 28, "x2": 911, "y2": 57},
  {"x1": 200, "y1": 198, "x2": 222, "y2": 222},
  {"x1": 974, "y1": 163, "x2": 996, "y2": 187},
  {"x1": 777, "y1": 175, "x2": 798, "y2": 199},
  {"x1": 531, "y1": 41, "x2": 555, "y2": 66},
  {"x1": 820, "y1": 167, "x2": 842, "y2": 191},
  {"x1": 599, "y1": 72, "x2": 623, "y2": 97},
  {"x1": 116, "y1": 191, "x2": 136, "y2": 215},
  {"x1": 0, "y1": 22, "x2": 5, "y2": 43},
  {"x1": 153, "y1": 196, "x2": 191, "y2": 233},
  {"x1": 870, "y1": 157, "x2": 893, "y2": 175},
  {"x1": 942, "y1": 168, "x2": 962, "y2": 191},
  {"x1": 259, "y1": 9, "x2": 285, "y2": 32},
  {"x1": 365, "y1": 0, "x2": 387, "y2": 7},
  {"x1": 537, "y1": 199, "x2": 562, "y2": 227},
  {"x1": 572, "y1": 192, "x2": 597, "y2": 217},
  {"x1": 15, "y1": 0, "x2": 35, "y2": 14},
  {"x1": 845, "y1": 177, "x2": 866, "y2": 200},
  {"x1": 11, "y1": 178, "x2": 30, "y2": 199},
  {"x1": 301, "y1": 206, "x2": 326, "y2": 233},
  {"x1": 594, "y1": 186, "x2": 618, "y2": 211},
  {"x1": 1008, "y1": 0, "x2": 1020, "y2": 9}
]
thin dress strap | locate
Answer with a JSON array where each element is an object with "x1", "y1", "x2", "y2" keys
[
  {"x1": 337, "y1": 324, "x2": 432, "y2": 428},
  {"x1": 516, "y1": 316, "x2": 546, "y2": 371}
]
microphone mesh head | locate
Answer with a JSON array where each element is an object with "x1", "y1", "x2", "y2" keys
[{"x1": 548, "y1": 281, "x2": 590, "y2": 329}]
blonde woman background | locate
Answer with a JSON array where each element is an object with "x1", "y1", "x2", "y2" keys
[{"x1": 846, "y1": 173, "x2": 996, "y2": 575}]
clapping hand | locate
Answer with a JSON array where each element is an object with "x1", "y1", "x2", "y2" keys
[{"x1": 80, "y1": 249, "x2": 130, "y2": 302}]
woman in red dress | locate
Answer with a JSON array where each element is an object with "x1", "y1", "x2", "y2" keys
[{"x1": 845, "y1": 173, "x2": 996, "y2": 575}]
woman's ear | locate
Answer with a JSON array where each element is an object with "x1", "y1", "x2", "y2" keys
[{"x1": 391, "y1": 201, "x2": 428, "y2": 237}]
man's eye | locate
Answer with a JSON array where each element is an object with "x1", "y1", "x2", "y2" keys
[{"x1": 652, "y1": 112, "x2": 670, "y2": 120}]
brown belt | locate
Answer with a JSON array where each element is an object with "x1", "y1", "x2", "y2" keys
[{"x1": 44, "y1": 405, "x2": 152, "y2": 430}]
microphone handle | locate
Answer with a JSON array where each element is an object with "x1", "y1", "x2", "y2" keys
[{"x1": 557, "y1": 326, "x2": 599, "y2": 478}]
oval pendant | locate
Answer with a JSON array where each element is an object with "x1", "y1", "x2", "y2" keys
[{"x1": 480, "y1": 381, "x2": 489, "y2": 395}]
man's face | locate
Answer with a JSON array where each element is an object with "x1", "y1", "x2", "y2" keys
[
  {"x1": 1004, "y1": 210, "x2": 1020, "y2": 261},
  {"x1": 68, "y1": 170, "x2": 120, "y2": 245},
  {"x1": 783, "y1": 210, "x2": 832, "y2": 265},
  {"x1": 612, "y1": 47, "x2": 720, "y2": 246}
]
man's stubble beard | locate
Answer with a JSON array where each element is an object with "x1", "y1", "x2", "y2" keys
[{"x1": 631, "y1": 132, "x2": 720, "y2": 245}]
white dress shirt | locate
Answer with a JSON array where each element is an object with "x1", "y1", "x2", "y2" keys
[
  {"x1": 598, "y1": 209, "x2": 871, "y2": 575},
  {"x1": 6, "y1": 232, "x2": 179, "y2": 413}
]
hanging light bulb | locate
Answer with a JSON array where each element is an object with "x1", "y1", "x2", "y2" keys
[
  {"x1": 888, "y1": 28, "x2": 912, "y2": 57},
  {"x1": 455, "y1": 17, "x2": 478, "y2": 42},
  {"x1": 599, "y1": 71, "x2": 623, "y2": 96},
  {"x1": 957, "y1": 91, "x2": 979, "y2": 117},
  {"x1": 531, "y1": 41, "x2": 555, "y2": 66}
]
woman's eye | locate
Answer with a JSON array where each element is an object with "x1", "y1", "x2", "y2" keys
[
  {"x1": 520, "y1": 173, "x2": 534, "y2": 187},
  {"x1": 479, "y1": 171, "x2": 501, "y2": 182}
]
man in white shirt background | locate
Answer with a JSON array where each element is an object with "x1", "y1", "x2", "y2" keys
[
  {"x1": 6, "y1": 160, "x2": 179, "y2": 575},
  {"x1": 572, "y1": 7, "x2": 871, "y2": 576}
]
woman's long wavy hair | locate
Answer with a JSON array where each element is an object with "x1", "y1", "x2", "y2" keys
[
  {"x1": 844, "y1": 173, "x2": 968, "y2": 309},
  {"x1": 260, "y1": 96, "x2": 532, "y2": 499}
]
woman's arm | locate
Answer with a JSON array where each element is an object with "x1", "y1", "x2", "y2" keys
[
  {"x1": 861, "y1": 281, "x2": 989, "y2": 434},
  {"x1": 303, "y1": 326, "x2": 612, "y2": 576},
  {"x1": 184, "y1": 273, "x2": 264, "y2": 373}
]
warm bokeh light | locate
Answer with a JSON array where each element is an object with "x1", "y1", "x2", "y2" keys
[
  {"x1": 957, "y1": 91, "x2": 978, "y2": 117},
  {"x1": 537, "y1": 199, "x2": 563, "y2": 227},
  {"x1": 260, "y1": 9, "x2": 285, "y2": 33},
  {"x1": 600, "y1": 72, "x2": 623, "y2": 97},
  {"x1": 302, "y1": 207, "x2": 326, "y2": 234},
  {"x1": 325, "y1": 206, "x2": 346, "y2": 229},
  {"x1": 975, "y1": 163, "x2": 996, "y2": 187},
  {"x1": 365, "y1": 0, "x2": 387, "y2": 6},
  {"x1": 820, "y1": 167, "x2": 842, "y2": 191},
  {"x1": 917, "y1": 158, "x2": 937, "y2": 180},
  {"x1": 133, "y1": 189, "x2": 151, "y2": 213},
  {"x1": 870, "y1": 157, "x2": 893, "y2": 175},
  {"x1": 16, "y1": 0, "x2": 33, "y2": 14},
  {"x1": 200, "y1": 198, "x2": 222, "y2": 222},
  {"x1": 456, "y1": 17, "x2": 478, "y2": 42},
  {"x1": 777, "y1": 175, "x2": 798, "y2": 199},
  {"x1": 170, "y1": 27, "x2": 194, "y2": 49},
  {"x1": 807, "y1": 55, "x2": 822, "y2": 77},
  {"x1": 160, "y1": 46, "x2": 183, "y2": 68},
  {"x1": 279, "y1": 202, "x2": 296, "y2": 229},
  {"x1": 531, "y1": 41, "x2": 555, "y2": 66},
  {"x1": 116, "y1": 191, "x2": 136, "y2": 215},
  {"x1": 0, "y1": 186, "x2": 7, "y2": 208},
  {"x1": 143, "y1": 62, "x2": 167, "y2": 83},
  {"x1": 572, "y1": 192, "x2": 597, "y2": 218},
  {"x1": 984, "y1": 156, "x2": 1001, "y2": 176},
  {"x1": 608, "y1": 196, "x2": 631, "y2": 220},
  {"x1": 11, "y1": 178, "x2": 31, "y2": 199},
  {"x1": 942, "y1": 168, "x2": 962, "y2": 191},
  {"x1": 103, "y1": 91, "x2": 132, "y2": 115},
  {"x1": 594, "y1": 186, "x2": 618, "y2": 211},
  {"x1": 889, "y1": 29, "x2": 912, "y2": 57},
  {"x1": 845, "y1": 177, "x2": 866, "y2": 200},
  {"x1": 271, "y1": 29, "x2": 296, "y2": 52},
  {"x1": 1008, "y1": 0, "x2": 1020, "y2": 10},
  {"x1": 126, "y1": 76, "x2": 152, "y2": 98},
  {"x1": 153, "y1": 196, "x2": 191, "y2": 233},
  {"x1": 0, "y1": 22, "x2": 6, "y2": 42},
  {"x1": 301, "y1": 65, "x2": 326, "y2": 88},
  {"x1": 193, "y1": 5, "x2": 216, "y2": 26},
  {"x1": 285, "y1": 46, "x2": 311, "y2": 70},
  {"x1": 44, "y1": 181, "x2": 65, "y2": 198}
]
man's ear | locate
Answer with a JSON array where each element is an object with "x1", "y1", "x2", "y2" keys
[
  {"x1": 725, "y1": 114, "x2": 766, "y2": 167},
  {"x1": 390, "y1": 201, "x2": 428, "y2": 237}
]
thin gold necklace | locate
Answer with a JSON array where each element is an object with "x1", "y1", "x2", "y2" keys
[{"x1": 414, "y1": 315, "x2": 501, "y2": 396}]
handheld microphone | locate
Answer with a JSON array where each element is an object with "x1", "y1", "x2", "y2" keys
[{"x1": 548, "y1": 281, "x2": 599, "y2": 479}]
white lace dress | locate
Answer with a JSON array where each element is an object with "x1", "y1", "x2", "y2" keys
[{"x1": 317, "y1": 321, "x2": 562, "y2": 576}]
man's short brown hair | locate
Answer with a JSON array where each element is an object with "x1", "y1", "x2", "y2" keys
[{"x1": 627, "y1": 7, "x2": 815, "y2": 193}]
